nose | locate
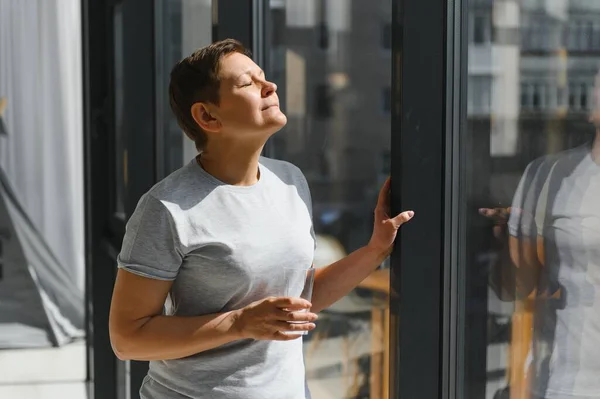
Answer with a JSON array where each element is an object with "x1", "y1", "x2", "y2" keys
[{"x1": 262, "y1": 80, "x2": 277, "y2": 98}]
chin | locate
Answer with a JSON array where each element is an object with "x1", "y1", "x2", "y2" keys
[{"x1": 266, "y1": 113, "x2": 287, "y2": 134}]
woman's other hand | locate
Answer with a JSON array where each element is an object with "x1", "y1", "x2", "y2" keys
[
  {"x1": 232, "y1": 297, "x2": 318, "y2": 340},
  {"x1": 367, "y1": 177, "x2": 414, "y2": 258}
]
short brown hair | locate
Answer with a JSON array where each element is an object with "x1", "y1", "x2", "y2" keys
[{"x1": 168, "y1": 39, "x2": 252, "y2": 151}]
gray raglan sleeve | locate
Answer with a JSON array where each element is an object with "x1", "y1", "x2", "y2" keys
[
  {"x1": 295, "y1": 168, "x2": 317, "y2": 252},
  {"x1": 508, "y1": 162, "x2": 540, "y2": 238},
  {"x1": 117, "y1": 194, "x2": 183, "y2": 280}
]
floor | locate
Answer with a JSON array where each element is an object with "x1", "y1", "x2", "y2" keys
[
  {"x1": 0, "y1": 340, "x2": 87, "y2": 399},
  {"x1": 0, "y1": 334, "x2": 508, "y2": 399},
  {"x1": 0, "y1": 331, "x2": 375, "y2": 399}
]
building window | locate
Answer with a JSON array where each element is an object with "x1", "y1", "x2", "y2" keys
[
  {"x1": 593, "y1": 22, "x2": 600, "y2": 50},
  {"x1": 581, "y1": 83, "x2": 589, "y2": 110},
  {"x1": 532, "y1": 83, "x2": 543, "y2": 109},
  {"x1": 383, "y1": 87, "x2": 391, "y2": 113},
  {"x1": 382, "y1": 23, "x2": 391, "y2": 50},
  {"x1": 567, "y1": 82, "x2": 592, "y2": 111},
  {"x1": 315, "y1": 84, "x2": 332, "y2": 118},
  {"x1": 318, "y1": 22, "x2": 329, "y2": 49},
  {"x1": 468, "y1": 75, "x2": 492, "y2": 115},
  {"x1": 470, "y1": 11, "x2": 492, "y2": 45},
  {"x1": 520, "y1": 83, "x2": 530, "y2": 109},
  {"x1": 569, "y1": 83, "x2": 578, "y2": 109},
  {"x1": 566, "y1": 20, "x2": 595, "y2": 51},
  {"x1": 521, "y1": 81, "x2": 564, "y2": 112},
  {"x1": 557, "y1": 87, "x2": 567, "y2": 108}
]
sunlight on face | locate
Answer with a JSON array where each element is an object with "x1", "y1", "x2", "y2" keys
[{"x1": 214, "y1": 52, "x2": 287, "y2": 139}]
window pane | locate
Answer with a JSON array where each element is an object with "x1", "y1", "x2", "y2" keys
[
  {"x1": 458, "y1": 1, "x2": 600, "y2": 399},
  {"x1": 155, "y1": 0, "x2": 212, "y2": 176},
  {"x1": 472, "y1": 12, "x2": 491, "y2": 45},
  {"x1": 268, "y1": 0, "x2": 392, "y2": 397},
  {"x1": 382, "y1": 23, "x2": 391, "y2": 50},
  {"x1": 383, "y1": 86, "x2": 391, "y2": 113}
]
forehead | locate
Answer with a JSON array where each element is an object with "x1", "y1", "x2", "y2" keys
[{"x1": 218, "y1": 52, "x2": 258, "y2": 79}]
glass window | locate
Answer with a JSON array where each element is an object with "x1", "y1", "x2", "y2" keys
[
  {"x1": 268, "y1": 0, "x2": 392, "y2": 397},
  {"x1": 314, "y1": 84, "x2": 333, "y2": 119},
  {"x1": 594, "y1": 22, "x2": 600, "y2": 50},
  {"x1": 521, "y1": 83, "x2": 530, "y2": 109},
  {"x1": 458, "y1": 1, "x2": 600, "y2": 399},
  {"x1": 382, "y1": 23, "x2": 392, "y2": 50},
  {"x1": 470, "y1": 10, "x2": 492, "y2": 45},
  {"x1": 581, "y1": 83, "x2": 589, "y2": 110},
  {"x1": 155, "y1": 0, "x2": 212, "y2": 176},
  {"x1": 383, "y1": 86, "x2": 391, "y2": 113},
  {"x1": 469, "y1": 76, "x2": 492, "y2": 115}
]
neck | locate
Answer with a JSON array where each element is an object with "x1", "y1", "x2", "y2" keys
[
  {"x1": 592, "y1": 130, "x2": 600, "y2": 165},
  {"x1": 199, "y1": 138, "x2": 265, "y2": 186}
]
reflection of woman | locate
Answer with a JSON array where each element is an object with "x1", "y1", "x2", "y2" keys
[
  {"x1": 108, "y1": 39, "x2": 414, "y2": 399},
  {"x1": 484, "y1": 72, "x2": 600, "y2": 399}
]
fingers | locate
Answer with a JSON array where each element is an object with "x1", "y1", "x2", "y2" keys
[
  {"x1": 273, "y1": 331, "x2": 305, "y2": 341},
  {"x1": 478, "y1": 208, "x2": 496, "y2": 217},
  {"x1": 271, "y1": 322, "x2": 317, "y2": 341},
  {"x1": 273, "y1": 308, "x2": 318, "y2": 322},
  {"x1": 390, "y1": 210, "x2": 414, "y2": 228},
  {"x1": 270, "y1": 296, "x2": 312, "y2": 310},
  {"x1": 273, "y1": 321, "x2": 316, "y2": 332},
  {"x1": 478, "y1": 207, "x2": 513, "y2": 223},
  {"x1": 377, "y1": 177, "x2": 391, "y2": 208}
]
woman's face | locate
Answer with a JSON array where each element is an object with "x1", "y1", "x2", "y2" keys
[{"x1": 210, "y1": 52, "x2": 287, "y2": 140}]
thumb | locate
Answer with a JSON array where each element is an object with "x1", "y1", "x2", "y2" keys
[{"x1": 390, "y1": 210, "x2": 414, "y2": 228}]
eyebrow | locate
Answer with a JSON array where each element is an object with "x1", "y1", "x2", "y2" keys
[{"x1": 235, "y1": 68, "x2": 265, "y2": 81}]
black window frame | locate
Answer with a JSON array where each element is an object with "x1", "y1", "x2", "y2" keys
[
  {"x1": 81, "y1": 0, "x2": 468, "y2": 397},
  {"x1": 389, "y1": 0, "x2": 455, "y2": 396}
]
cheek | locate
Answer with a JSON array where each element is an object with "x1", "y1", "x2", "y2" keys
[{"x1": 226, "y1": 97, "x2": 263, "y2": 123}]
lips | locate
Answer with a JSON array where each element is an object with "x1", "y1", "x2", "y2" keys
[{"x1": 262, "y1": 104, "x2": 279, "y2": 110}]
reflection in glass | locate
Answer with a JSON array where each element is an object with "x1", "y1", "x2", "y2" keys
[
  {"x1": 460, "y1": 1, "x2": 600, "y2": 398},
  {"x1": 268, "y1": 0, "x2": 392, "y2": 397},
  {"x1": 156, "y1": 0, "x2": 212, "y2": 176}
]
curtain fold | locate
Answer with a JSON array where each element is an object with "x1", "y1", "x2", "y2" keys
[{"x1": 0, "y1": 0, "x2": 84, "y2": 292}]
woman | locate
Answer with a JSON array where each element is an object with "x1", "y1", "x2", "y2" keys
[{"x1": 109, "y1": 39, "x2": 414, "y2": 399}]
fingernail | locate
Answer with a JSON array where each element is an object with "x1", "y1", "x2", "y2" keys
[{"x1": 408, "y1": 211, "x2": 414, "y2": 218}]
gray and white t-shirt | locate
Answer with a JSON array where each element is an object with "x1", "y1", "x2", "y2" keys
[
  {"x1": 509, "y1": 144, "x2": 600, "y2": 398},
  {"x1": 117, "y1": 156, "x2": 316, "y2": 399}
]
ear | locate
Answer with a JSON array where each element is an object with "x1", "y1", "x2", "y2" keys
[{"x1": 191, "y1": 102, "x2": 221, "y2": 133}]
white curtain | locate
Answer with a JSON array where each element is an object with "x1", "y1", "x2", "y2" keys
[{"x1": 0, "y1": 0, "x2": 84, "y2": 291}]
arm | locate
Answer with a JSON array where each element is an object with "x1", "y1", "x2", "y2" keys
[
  {"x1": 109, "y1": 195, "x2": 241, "y2": 361},
  {"x1": 109, "y1": 269, "x2": 240, "y2": 361},
  {"x1": 311, "y1": 245, "x2": 387, "y2": 313},
  {"x1": 481, "y1": 207, "x2": 541, "y2": 300},
  {"x1": 510, "y1": 235, "x2": 542, "y2": 298},
  {"x1": 109, "y1": 270, "x2": 318, "y2": 361},
  {"x1": 310, "y1": 177, "x2": 413, "y2": 313}
]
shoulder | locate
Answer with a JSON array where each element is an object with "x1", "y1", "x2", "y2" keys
[
  {"x1": 523, "y1": 144, "x2": 590, "y2": 185},
  {"x1": 124, "y1": 161, "x2": 213, "y2": 224},
  {"x1": 260, "y1": 156, "x2": 308, "y2": 187}
]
